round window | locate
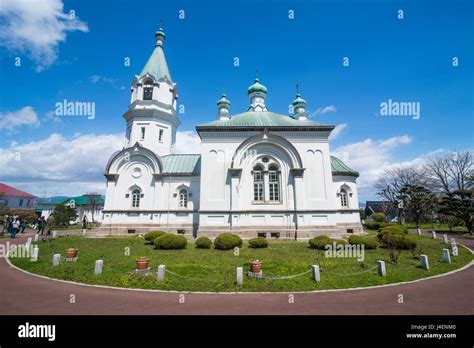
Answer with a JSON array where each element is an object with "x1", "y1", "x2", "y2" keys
[
  {"x1": 262, "y1": 157, "x2": 269, "y2": 163},
  {"x1": 131, "y1": 167, "x2": 142, "y2": 178}
]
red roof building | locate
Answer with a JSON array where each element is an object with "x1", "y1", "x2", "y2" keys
[{"x1": 0, "y1": 183, "x2": 36, "y2": 209}]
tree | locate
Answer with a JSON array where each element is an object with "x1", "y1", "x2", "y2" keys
[
  {"x1": 398, "y1": 184, "x2": 436, "y2": 230},
  {"x1": 438, "y1": 189, "x2": 473, "y2": 235},
  {"x1": 371, "y1": 212, "x2": 386, "y2": 223},
  {"x1": 83, "y1": 193, "x2": 102, "y2": 224},
  {"x1": 359, "y1": 209, "x2": 366, "y2": 220},
  {"x1": 52, "y1": 205, "x2": 77, "y2": 227},
  {"x1": 425, "y1": 151, "x2": 473, "y2": 232},
  {"x1": 375, "y1": 166, "x2": 426, "y2": 225}
]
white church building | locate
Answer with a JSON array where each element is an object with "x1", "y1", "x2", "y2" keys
[{"x1": 100, "y1": 28, "x2": 362, "y2": 239}]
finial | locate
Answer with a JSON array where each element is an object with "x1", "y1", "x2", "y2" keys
[
  {"x1": 296, "y1": 83, "x2": 300, "y2": 95},
  {"x1": 160, "y1": 18, "x2": 164, "y2": 29},
  {"x1": 255, "y1": 68, "x2": 259, "y2": 82}
]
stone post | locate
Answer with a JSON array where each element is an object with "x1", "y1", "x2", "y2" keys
[
  {"x1": 442, "y1": 249, "x2": 451, "y2": 263},
  {"x1": 377, "y1": 260, "x2": 386, "y2": 277},
  {"x1": 34, "y1": 234, "x2": 39, "y2": 242},
  {"x1": 416, "y1": 228, "x2": 421, "y2": 235},
  {"x1": 451, "y1": 238, "x2": 456, "y2": 247},
  {"x1": 31, "y1": 246, "x2": 39, "y2": 262},
  {"x1": 443, "y1": 234, "x2": 448, "y2": 244},
  {"x1": 52, "y1": 254, "x2": 60, "y2": 266},
  {"x1": 431, "y1": 231, "x2": 436, "y2": 239},
  {"x1": 157, "y1": 265, "x2": 166, "y2": 281},
  {"x1": 82, "y1": 229, "x2": 87, "y2": 236},
  {"x1": 236, "y1": 267, "x2": 243, "y2": 286},
  {"x1": 420, "y1": 255, "x2": 429, "y2": 270},
  {"x1": 312, "y1": 265, "x2": 321, "y2": 282},
  {"x1": 94, "y1": 260, "x2": 103, "y2": 275},
  {"x1": 52, "y1": 231, "x2": 58, "y2": 239}
]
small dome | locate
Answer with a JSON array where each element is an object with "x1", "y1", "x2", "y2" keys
[
  {"x1": 247, "y1": 78, "x2": 267, "y2": 95},
  {"x1": 217, "y1": 94, "x2": 231, "y2": 106},
  {"x1": 292, "y1": 93, "x2": 307, "y2": 106},
  {"x1": 155, "y1": 28, "x2": 166, "y2": 40}
]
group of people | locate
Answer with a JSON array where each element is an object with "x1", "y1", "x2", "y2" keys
[
  {"x1": 2, "y1": 215, "x2": 51, "y2": 239},
  {"x1": 2, "y1": 215, "x2": 27, "y2": 238}
]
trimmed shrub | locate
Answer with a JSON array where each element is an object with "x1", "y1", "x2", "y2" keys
[
  {"x1": 381, "y1": 233, "x2": 417, "y2": 250},
  {"x1": 214, "y1": 233, "x2": 242, "y2": 250},
  {"x1": 348, "y1": 235, "x2": 378, "y2": 249},
  {"x1": 363, "y1": 222, "x2": 381, "y2": 230},
  {"x1": 371, "y1": 212, "x2": 386, "y2": 223},
  {"x1": 144, "y1": 230, "x2": 167, "y2": 243},
  {"x1": 195, "y1": 236, "x2": 212, "y2": 249},
  {"x1": 154, "y1": 234, "x2": 187, "y2": 250},
  {"x1": 308, "y1": 236, "x2": 347, "y2": 250},
  {"x1": 377, "y1": 225, "x2": 408, "y2": 239},
  {"x1": 248, "y1": 237, "x2": 269, "y2": 249}
]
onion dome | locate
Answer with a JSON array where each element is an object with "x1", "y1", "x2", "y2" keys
[
  {"x1": 247, "y1": 78, "x2": 267, "y2": 95},
  {"x1": 292, "y1": 93, "x2": 307, "y2": 107},
  {"x1": 217, "y1": 94, "x2": 231, "y2": 106}
]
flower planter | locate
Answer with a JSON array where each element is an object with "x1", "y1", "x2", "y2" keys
[
  {"x1": 66, "y1": 248, "x2": 78, "y2": 258},
  {"x1": 249, "y1": 260, "x2": 262, "y2": 273},
  {"x1": 136, "y1": 257, "x2": 149, "y2": 270}
]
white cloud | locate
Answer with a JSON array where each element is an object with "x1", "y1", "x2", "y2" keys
[
  {"x1": 329, "y1": 123, "x2": 348, "y2": 141},
  {"x1": 0, "y1": 130, "x2": 201, "y2": 196},
  {"x1": 90, "y1": 75, "x2": 117, "y2": 84},
  {"x1": 0, "y1": 106, "x2": 40, "y2": 130},
  {"x1": 310, "y1": 105, "x2": 337, "y2": 117},
  {"x1": 174, "y1": 131, "x2": 201, "y2": 154},
  {"x1": 332, "y1": 135, "x2": 414, "y2": 199},
  {"x1": 0, "y1": 0, "x2": 89, "y2": 71}
]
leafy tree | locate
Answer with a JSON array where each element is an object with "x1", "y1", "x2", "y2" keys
[
  {"x1": 438, "y1": 189, "x2": 473, "y2": 235},
  {"x1": 398, "y1": 184, "x2": 436, "y2": 230},
  {"x1": 52, "y1": 205, "x2": 77, "y2": 227},
  {"x1": 359, "y1": 209, "x2": 366, "y2": 220},
  {"x1": 83, "y1": 193, "x2": 102, "y2": 223}
]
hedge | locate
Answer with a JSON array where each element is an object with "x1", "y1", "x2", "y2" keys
[
  {"x1": 363, "y1": 222, "x2": 381, "y2": 230},
  {"x1": 195, "y1": 236, "x2": 212, "y2": 249},
  {"x1": 377, "y1": 225, "x2": 408, "y2": 239},
  {"x1": 214, "y1": 233, "x2": 243, "y2": 250},
  {"x1": 348, "y1": 235, "x2": 378, "y2": 249},
  {"x1": 248, "y1": 237, "x2": 268, "y2": 249},
  {"x1": 308, "y1": 236, "x2": 348, "y2": 250},
  {"x1": 371, "y1": 212, "x2": 386, "y2": 223},
  {"x1": 144, "y1": 230, "x2": 167, "y2": 243},
  {"x1": 381, "y1": 233, "x2": 417, "y2": 250},
  {"x1": 154, "y1": 234, "x2": 187, "y2": 250}
]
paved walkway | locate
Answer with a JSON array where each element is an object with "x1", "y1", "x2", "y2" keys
[{"x1": 0, "y1": 231, "x2": 472, "y2": 315}]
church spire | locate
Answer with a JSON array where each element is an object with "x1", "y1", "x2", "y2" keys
[
  {"x1": 292, "y1": 84, "x2": 308, "y2": 120},
  {"x1": 139, "y1": 25, "x2": 172, "y2": 82}
]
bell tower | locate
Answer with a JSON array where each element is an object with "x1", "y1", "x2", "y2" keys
[{"x1": 123, "y1": 26, "x2": 180, "y2": 156}]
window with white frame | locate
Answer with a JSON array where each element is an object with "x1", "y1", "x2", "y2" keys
[
  {"x1": 159, "y1": 129, "x2": 164, "y2": 142},
  {"x1": 340, "y1": 188, "x2": 348, "y2": 207},
  {"x1": 253, "y1": 165, "x2": 264, "y2": 202},
  {"x1": 179, "y1": 188, "x2": 188, "y2": 208},
  {"x1": 132, "y1": 189, "x2": 141, "y2": 208},
  {"x1": 143, "y1": 80, "x2": 153, "y2": 100},
  {"x1": 268, "y1": 164, "x2": 280, "y2": 201},
  {"x1": 141, "y1": 127, "x2": 146, "y2": 140}
]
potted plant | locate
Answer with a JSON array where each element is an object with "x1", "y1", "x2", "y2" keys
[
  {"x1": 66, "y1": 248, "x2": 78, "y2": 258},
  {"x1": 249, "y1": 259, "x2": 262, "y2": 273},
  {"x1": 136, "y1": 257, "x2": 149, "y2": 270}
]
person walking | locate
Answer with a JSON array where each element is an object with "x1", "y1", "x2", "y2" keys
[
  {"x1": 20, "y1": 218, "x2": 27, "y2": 233},
  {"x1": 11, "y1": 217, "x2": 20, "y2": 239},
  {"x1": 38, "y1": 216, "x2": 46, "y2": 236}
]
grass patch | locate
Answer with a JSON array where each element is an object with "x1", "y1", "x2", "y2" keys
[{"x1": 10, "y1": 235, "x2": 472, "y2": 292}]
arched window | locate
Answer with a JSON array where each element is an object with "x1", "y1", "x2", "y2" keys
[
  {"x1": 268, "y1": 164, "x2": 280, "y2": 201},
  {"x1": 253, "y1": 165, "x2": 264, "y2": 202},
  {"x1": 179, "y1": 188, "x2": 188, "y2": 208},
  {"x1": 143, "y1": 79, "x2": 153, "y2": 100},
  {"x1": 132, "y1": 189, "x2": 141, "y2": 208},
  {"x1": 340, "y1": 189, "x2": 348, "y2": 208}
]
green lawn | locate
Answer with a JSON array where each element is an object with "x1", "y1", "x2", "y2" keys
[{"x1": 9, "y1": 235, "x2": 472, "y2": 292}]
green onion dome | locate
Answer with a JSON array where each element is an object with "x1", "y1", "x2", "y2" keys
[
  {"x1": 217, "y1": 94, "x2": 231, "y2": 106},
  {"x1": 247, "y1": 78, "x2": 268, "y2": 95},
  {"x1": 155, "y1": 28, "x2": 166, "y2": 40},
  {"x1": 292, "y1": 93, "x2": 307, "y2": 106}
]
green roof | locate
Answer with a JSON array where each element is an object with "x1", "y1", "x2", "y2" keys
[
  {"x1": 140, "y1": 44, "x2": 172, "y2": 82},
  {"x1": 217, "y1": 94, "x2": 231, "y2": 106},
  {"x1": 197, "y1": 111, "x2": 331, "y2": 129},
  {"x1": 330, "y1": 156, "x2": 359, "y2": 177},
  {"x1": 62, "y1": 195, "x2": 105, "y2": 206},
  {"x1": 161, "y1": 154, "x2": 201, "y2": 174},
  {"x1": 292, "y1": 93, "x2": 307, "y2": 106},
  {"x1": 34, "y1": 205, "x2": 43, "y2": 211}
]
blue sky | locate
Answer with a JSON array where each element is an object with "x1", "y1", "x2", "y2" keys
[{"x1": 0, "y1": 0, "x2": 472, "y2": 199}]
